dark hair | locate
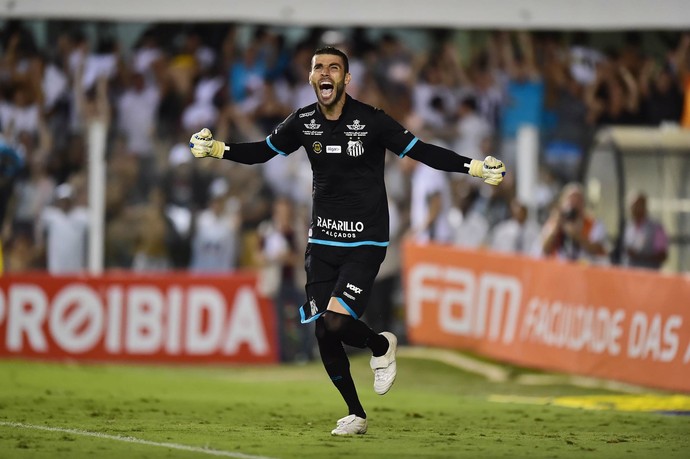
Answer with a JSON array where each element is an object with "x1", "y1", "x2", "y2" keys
[
  {"x1": 461, "y1": 96, "x2": 478, "y2": 112},
  {"x1": 313, "y1": 46, "x2": 349, "y2": 74}
]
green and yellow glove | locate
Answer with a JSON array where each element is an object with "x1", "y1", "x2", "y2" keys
[
  {"x1": 189, "y1": 128, "x2": 226, "y2": 159},
  {"x1": 468, "y1": 155, "x2": 506, "y2": 186}
]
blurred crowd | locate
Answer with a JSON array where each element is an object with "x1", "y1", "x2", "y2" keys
[{"x1": 1, "y1": 22, "x2": 687, "y2": 280}]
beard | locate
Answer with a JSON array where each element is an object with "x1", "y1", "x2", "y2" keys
[{"x1": 314, "y1": 79, "x2": 346, "y2": 108}]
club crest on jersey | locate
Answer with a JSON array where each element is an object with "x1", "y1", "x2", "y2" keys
[
  {"x1": 304, "y1": 119, "x2": 321, "y2": 130},
  {"x1": 344, "y1": 119, "x2": 368, "y2": 138},
  {"x1": 347, "y1": 140, "x2": 364, "y2": 157},
  {"x1": 346, "y1": 119, "x2": 366, "y2": 130},
  {"x1": 312, "y1": 141, "x2": 323, "y2": 154}
]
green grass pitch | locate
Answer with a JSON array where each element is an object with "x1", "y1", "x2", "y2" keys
[{"x1": 0, "y1": 354, "x2": 688, "y2": 458}]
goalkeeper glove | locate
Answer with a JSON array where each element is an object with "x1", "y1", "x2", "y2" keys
[
  {"x1": 468, "y1": 156, "x2": 506, "y2": 186},
  {"x1": 189, "y1": 128, "x2": 226, "y2": 159}
]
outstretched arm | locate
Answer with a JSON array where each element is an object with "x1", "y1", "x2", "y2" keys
[
  {"x1": 189, "y1": 128, "x2": 278, "y2": 165},
  {"x1": 405, "y1": 140, "x2": 506, "y2": 186}
]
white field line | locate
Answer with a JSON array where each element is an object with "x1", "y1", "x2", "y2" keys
[
  {"x1": 398, "y1": 346, "x2": 510, "y2": 382},
  {"x1": 399, "y1": 346, "x2": 647, "y2": 393},
  {"x1": 0, "y1": 421, "x2": 278, "y2": 459}
]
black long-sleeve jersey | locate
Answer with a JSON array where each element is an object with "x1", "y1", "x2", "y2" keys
[{"x1": 223, "y1": 95, "x2": 473, "y2": 248}]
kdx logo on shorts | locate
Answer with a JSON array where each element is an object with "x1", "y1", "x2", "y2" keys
[
  {"x1": 347, "y1": 283, "x2": 363, "y2": 294},
  {"x1": 347, "y1": 140, "x2": 364, "y2": 157}
]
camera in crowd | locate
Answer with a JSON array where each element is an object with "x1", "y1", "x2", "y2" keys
[{"x1": 561, "y1": 207, "x2": 580, "y2": 222}]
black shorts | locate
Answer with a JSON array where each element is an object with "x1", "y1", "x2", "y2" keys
[{"x1": 299, "y1": 243, "x2": 387, "y2": 323}]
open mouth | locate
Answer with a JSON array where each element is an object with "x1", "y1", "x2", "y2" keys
[{"x1": 319, "y1": 81, "x2": 334, "y2": 98}]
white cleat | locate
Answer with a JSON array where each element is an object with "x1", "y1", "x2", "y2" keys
[
  {"x1": 370, "y1": 332, "x2": 397, "y2": 395},
  {"x1": 331, "y1": 414, "x2": 368, "y2": 435}
]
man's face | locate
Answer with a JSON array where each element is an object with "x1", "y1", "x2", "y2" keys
[
  {"x1": 309, "y1": 53, "x2": 350, "y2": 108},
  {"x1": 561, "y1": 189, "x2": 584, "y2": 221},
  {"x1": 631, "y1": 196, "x2": 647, "y2": 222}
]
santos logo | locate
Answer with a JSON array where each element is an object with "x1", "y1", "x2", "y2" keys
[
  {"x1": 347, "y1": 283, "x2": 363, "y2": 294},
  {"x1": 407, "y1": 263, "x2": 522, "y2": 343}
]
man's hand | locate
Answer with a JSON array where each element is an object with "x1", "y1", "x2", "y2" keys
[
  {"x1": 468, "y1": 156, "x2": 506, "y2": 185},
  {"x1": 189, "y1": 128, "x2": 226, "y2": 159}
]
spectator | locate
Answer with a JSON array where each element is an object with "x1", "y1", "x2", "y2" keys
[
  {"x1": 131, "y1": 27, "x2": 165, "y2": 82},
  {"x1": 5, "y1": 84, "x2": 41, "y2": 137},
  {"x1": 189, "y1": 178, "x2": 241, "y2": 272},
  {"x1": 489, "y1": 198, "x2": 542, "y2": 256},
  {"x1": 0, "y1": 132, "x2": 25, "y2": 230},
  {"x1": 543, "y1": 47, "x2": 591, "y2": 181},
  {"x1": 228, "y1": 28, "x2": 269, "y2": 109},
  {"x1": 673, "y1": 33, "x2": 690, "y2": 128},
  {"x1": 453, "y1": 95, "x2": 492, "y2": 158},
  {"x1": 2, "y1": 229, "x2": 35, "y2": 273},
  {"x1": 8, "y1": 146, "x2": 55, "y2": 236},
  {"x1": 4, "y1": 22, "x2": 690, "y2": 279},
  {"x1": 497, "y1": 31, "x2": 544, "y2": 170},
  {"x1": 372, "y1": 33, "x2": 414, "y2": 104},
  {"x1": 638, "y1": 58, "x2": 684, "y2": 126},
  {"x1": 288, "y1": 40, "x2": 319, "y2": 109},
  {"x1": 412, "y1": 61, "x2": 456, "y2": 139},
  {"x1": 533, "y1": 166, "x2": 561, "y2": 223},
  {"x1": 131, "y1": 187, "x2": 176, "y2": 272},
  {"x1": 161, "y1": 140, "x2": 209, "y2": 212},
  {"x1": 262, "y1": 145, "x2": 312, "y2": 207},
  {"x1": 255, "y1": 196, "x2": 313, "y2": 363},
  {"x1": 466, "y1": 51, "x2": 503, "y2": 132},
  {"x1": 0, "y1": 132, "x2": 25, "y2": 273},
  {"x1": 180, "y1": 62, "x2": 227, "y2": 133},
  {"x1": 367, "y1": 196, "x2": 403, "y2": 335},
  {"x1": 104, "y1": 175, "x2": 138, "y2": 269},
  {"x1": 34, "y1": 183, "x2": 89, "y2": 274},
  {"x1": 622, "y1": 191, "x2": 668, "y2": 270},
  {"x1": 116, "y1": 70, "x2": 160, "y2": 190},
  {"x1": 400, "y1": 154, "x2": 453, "y2": 244},
  {"x1": 568, "y1": 32, "x2": 605, "y2": 86},
  {"x1": 449, "y1": 184, "x2": 490, "y2": 249},
  {"x1": 586, "y1": 56, "x2": 641, "y2": 127},
  {"x1": 38, "y1": 53, "x2": 70, "y2": 117},
  {"x1": 541, "y1": 182, "x2": 609, "y2": 264},
  {"x1": 475, "y1": 171, "x2": 513, "y2": 230},
  {"x1": 366, "y1": 157, "x2": 406, "y2": 335}
]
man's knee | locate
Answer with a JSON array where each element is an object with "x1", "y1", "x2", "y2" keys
[
  {"x1": 315, "y1": 318, "x2": 328, "y2": 341},
  {"x1": 322, "y1": 310, "x2": 352, "y2": 337}
]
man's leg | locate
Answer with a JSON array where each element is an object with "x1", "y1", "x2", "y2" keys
[
  {"x1": 322, "y1": 306, "x2": 389, "y2": 356},
  {"x1": 323, "y1": 305, "x2": 398, "y2": 396},
  {"x1": 315, "y1": 316, "x2": 366, "y2": 419}
]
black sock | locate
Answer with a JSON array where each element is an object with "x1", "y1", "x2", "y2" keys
[
  {"x1": 323, "y1": 311, "x2": 389, "y2": 356},
  {"x1": 324, "y1": 356, "x2": 366, "y2": 419},
  {"x1": 316, "y1": 320, "x2": 366, "y2": 419}
]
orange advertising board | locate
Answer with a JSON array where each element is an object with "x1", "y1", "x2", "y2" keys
[
  {"x1": 403, "y1": 241, "x2": 690, "y2": 393},
  {"x1": 0, "y1": 272, "x2": 278, "y2": 364}
]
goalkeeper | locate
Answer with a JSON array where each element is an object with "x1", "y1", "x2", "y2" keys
[{"x1": 189, "y1": 46, "x2": 505, "y2": 436}]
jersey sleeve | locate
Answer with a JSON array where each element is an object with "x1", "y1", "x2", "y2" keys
[
  {"x1": 372, "y1": 108, "x2": 473, "y2": 174},
  {"x1": 374, "y1": 109, "x2": 419, "y2": 157},
  {"x1": 265, "y1": 111, "x2": 302, "y2": 156}
]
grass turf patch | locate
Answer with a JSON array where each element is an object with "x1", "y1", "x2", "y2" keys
[{"x1": 0, "y1": 355, "x2": 688, "y2": 458}]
